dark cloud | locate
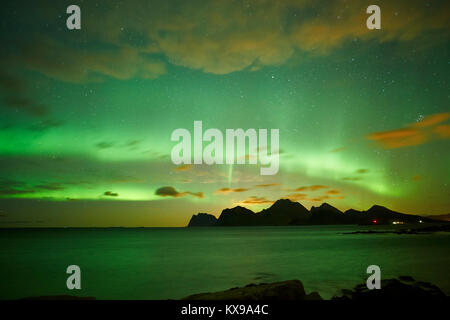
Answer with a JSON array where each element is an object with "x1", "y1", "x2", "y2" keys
[
  {"x1": 0, "y1": 71, "x2": 24, "y2": 91},
  {"x1": 125, "y1": 140, "x2": 141, "y2": 150},
  {"x1": 20, "y1": 37, "x2": 166, "y2": 83},
  {"x1": 2, "y1": 1, "x2": 448, "y2": 82},
  {"x1": 3, "y1": 96, "x2": 49, "y2": 117},
  {"x1": 155, "y1": 186, "x2": 203, "y2": 199},
  {"x1": 0, "y1": 179, "x2": 65, "y2": 196},
  {"x1": 95, "y1": 141, "x2": 115, "y2": 149},
  {"x1": 342, "y1": 177, "x2": 362, "y2": 181},
  {"x1": 104, "y1": 191, "x2": 119, "y2": 197},
  {"x1": 0, "y1": 179, "x2": 34, "y2": 196},
  {"x1": 0, "y1": 72, "x2": 50, "y2": 117},
  {"x1": 155, "y1": 186, "x2": 179, "y2": 197},
  {"x1": 28, "y1": 119, "x2": 64, "y2": 132},
  {"x1": 356, "y1": 169, "x2": 369, "y2": 174},
  {"x1": 0, "y1": 154, "x2": 175, "y2": 195},
  {"x1": 0, "y1": 188, "x2": 35, "y2": 196},
  {"x1": 35, "y1": 183, "x2": 64, "y2": 191}
]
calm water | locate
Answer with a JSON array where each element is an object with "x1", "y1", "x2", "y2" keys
[{"x1": 0, "y1": 226, "x2": 449, "y2": 299}]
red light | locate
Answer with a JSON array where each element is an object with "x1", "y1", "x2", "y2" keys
[{"x1": 373, "y1": 220, "x2": 377, "y2": 224}]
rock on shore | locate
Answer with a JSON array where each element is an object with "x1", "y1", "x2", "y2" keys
[
  {"x1": 183, "y1": 277, "x2": 448, "y2": 300},
  {"x1": 182, "y1": 280, "x2": 322, "y2": 300},
  {"x1": 333, "y1": 276, "x2": 447, "y2": 299}
]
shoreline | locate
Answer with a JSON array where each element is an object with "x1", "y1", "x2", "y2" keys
[{"x1": 17, "y1": 276, "x2": 448, "y2": 300}]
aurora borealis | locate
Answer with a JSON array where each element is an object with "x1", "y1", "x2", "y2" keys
[{"x1": 0, "y1": 0, "x2": 449, "y2": 227}]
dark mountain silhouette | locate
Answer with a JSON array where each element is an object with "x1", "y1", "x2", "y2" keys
[
  {"x1": 187, "y1": 199, "x2": 442, "y2": 227},
  {"x1": 343, "y1": 209, "x2": 366, "y2": 224},
  {"x1": 187, "y1": 213, "x2": 217, "y2": 227},
  {"x1": 258, "y1": 199, "x2": 309, "y2": 225},
  {"x1": 363, "y1": 205, "x2": 417, "y2": 224},
  {"x1": 309, "y1": 203, "x2": 346, "y2": 225},
  {"x1": 216, "y1": 206, "x2": 259, "y2": 226}
]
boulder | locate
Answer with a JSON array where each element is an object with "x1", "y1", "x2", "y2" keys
[{"x1": 182, "y1": 280, "x2": 322, "y2": 300}]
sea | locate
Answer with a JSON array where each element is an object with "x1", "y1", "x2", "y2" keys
[{"x1": 0, "y1": 225, "x2": 449, "y2": 299}]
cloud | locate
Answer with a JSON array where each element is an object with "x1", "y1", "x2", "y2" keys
[
  {"x1": 342, "y1": 177, "x2": 362, "y2": 181},
  {"x1": 20, "y1": 38, "x2": 166, "y2": 83},
  {"x1": 173, "y1": 164, "x2": 193, "y2": 172},
  {"x1": 104, "y1": 191, "x2": 119, "y2": 197},
  {"x1": 412, "y1": 113, "x2": 450, "y2": 128},
  {"x1": 286, "y1": 194, "x2": 331, "y2": 203},
  {"x1": 0, "y1": 154, "x2": 182, "y2": 198},
  {"x1": 308, "y1": 197, "x2": 329, "y2": 202},
  {"x1": 155, "y1": 186, "x2": 203, "y2": 199},
  {"x1": 434, "y1": 125, "x2": 450, "y2": 138},
  {"x1": 295, "y1": 185, "x2": 329, "y2": 192},
  {"x1": 254, "y1": 183, "x2": 280, "y2": 188},
  {"x1": 285, "y1": 193, "x2": 307, "y2": 201},
  {"x1": 28, "y1": 119, "x2": 64, "y2": 132},
  {"x1": 0, "y1": 188, "x2": 35, "y2": 196},
  {"x1": 3, "y1": 96, "x2": 49, "y2": 117},
  {"x1": 0, "y1": 72, "x2": 50, "y2": 117},
  {"x1": 286, "y1": 188, "x2": 343, "y2": 202},
  {"x1": 0, "y1": 179, "x2": 65, "y2": 196},
  {"x1": 35, "y1": 183, "x2": 64, "y2": 191},
  {"x1": 215, "y1": 187, "x2": 249, "y2": 195},
  {"x1": 367, "y1": 112, "x2": 450, "y2": 149},
  {"x1": 95, "y1": 142, "x2": 115, "y2": 150},
  {"x1": 367, "y1": 128, "x2": 426, "y2": 149},
  {"x1": 0, "y1": 179, "x2": 30, "y2": 196},
  {"x1": 355, "y1": 169, "x2": 369, "y2": 174},
  {"x1": 2, "y1": 0, "x2": 449, "y2": 82},
  {"x1": 124, "y1": 140, "x2": 142, "y2": 150},
  {"x1": 236, "y1": 196, "x2": 273, "y2": 206},
  {"x1": 330, "y1": 147, "x2": 347, "y2": 153}
]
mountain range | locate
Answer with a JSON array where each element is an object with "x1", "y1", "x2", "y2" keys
[{"x1": 187, "y1": 199, "x2": 443, "y2": 227}]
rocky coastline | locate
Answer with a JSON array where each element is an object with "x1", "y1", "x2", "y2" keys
[{"x1": 21, "y1": 276, "x2": 447, "y2": 300}]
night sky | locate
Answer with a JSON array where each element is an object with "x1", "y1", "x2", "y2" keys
[{"x1": 0, "y1": 0, "x2": 449, "y2": 227}]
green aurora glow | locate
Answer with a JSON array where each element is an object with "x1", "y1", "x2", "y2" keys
[{"x1": 0, "y1": 0, "x2": 449, "y2": 226}]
